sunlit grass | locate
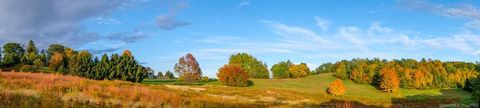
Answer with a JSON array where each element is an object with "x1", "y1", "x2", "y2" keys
[{"x1": 0, "y1": 71, "x2": 473, "y2": 107}]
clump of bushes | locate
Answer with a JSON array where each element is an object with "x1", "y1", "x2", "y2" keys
[
  {"x1": 201, "y1": 76, "x2": 209, "y2": 82},
  {"x1": 327, "y1": 79, "x2": 346, "y2": 96},
  {"x1": 270, "y1": 60, "x2": 311, "y2": 79},
  {"x1": 217, "y1": 64, "x2": 249, "y2": 87}
]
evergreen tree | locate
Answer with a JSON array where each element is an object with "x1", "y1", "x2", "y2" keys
[{"x1": 157, "y1": 71, "x2": 164, "y2": 79}]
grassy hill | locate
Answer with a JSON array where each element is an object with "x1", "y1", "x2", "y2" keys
[
  {"x1": 0, "y1": 71, "x2": 475, "y2": 107},
  {"x1": 144, "y1": 73, "x2": 475, "y2": 107}
]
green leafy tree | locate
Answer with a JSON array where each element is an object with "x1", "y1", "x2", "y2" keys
[
  {"x1": 47, "y1": 44, "x2": 65, "y2": 60},
  {"x1": 39, "y1": 50, "x2": 47, "y2": 66},
  {"x1": 315, "y1": 63, "x2": 333, "y2": 74},
  {"x1": 157, "y1": 71, "x2": 164, "y2": 79},
  {"x1": 33, "y1": 58, "x2": 43, "y2": 68},
  {"x1": 271, "y1": 60, "x2": 292, "y2": 79},
  {"x1": 2, "y1": 43, "x2": 25, "y2": 67},
  {"x1": 174, "y1": 53, "x2": 202, "y2": 84},
  {"x1": 165, "y1": 70, "x2": 175, "y2": 79},
  {"x1": 229, "y1": 53, "x2": 269, "y2": 79}
]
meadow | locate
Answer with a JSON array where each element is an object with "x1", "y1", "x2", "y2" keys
[
  {"x1": 0, "y1": 71, "x2": 475, "y2": 107},
  {"x1": 121, "y1": 73, "x2": 474, "y2": 107}
]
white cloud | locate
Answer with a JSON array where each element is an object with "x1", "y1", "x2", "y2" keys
[
  {"x1": 314, "y1": 16, "x2": 330, "y2": 31},
  {"x1": 162, "y1": 17, "x2": 480, "y2": 78}
]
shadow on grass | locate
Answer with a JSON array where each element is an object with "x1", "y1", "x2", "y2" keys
[
  {"x1": 308, "y1": 89, "x2": 475, "y2": 108},
  {"x1": 390, "y1": 89, "x2": 475, "y2": 108},
  {"x1": 308, "y1": 99, "x2": 382, "y2": 108},
  {"x1": 247, "y1": 80, "x2": 254, "y2": 87}
]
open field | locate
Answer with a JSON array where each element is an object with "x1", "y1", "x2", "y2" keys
[
  {"x1": 0, "y1": 71, "x2": 474, "y2": 107},
  {"x1": 139, "y1": 73, "x2": 475, "y2": 107}
]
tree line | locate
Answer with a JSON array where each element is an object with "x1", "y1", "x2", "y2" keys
[
  {"x1": 318, "y1": 58, "x2": 478, "y2": 91},
  {"x1": 0, "y1": 40, "x2": 148, "y2": 83}
]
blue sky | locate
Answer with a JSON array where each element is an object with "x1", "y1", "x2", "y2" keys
[{"x1": 2, "y1": 0, "x2": 480, "y2": 77}]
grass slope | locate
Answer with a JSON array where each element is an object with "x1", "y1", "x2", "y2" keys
[
  {"x1": 146, "y1": 73, "x2": 474, "y2": 107},
  {"x1": 0, "y1": 71, "x2": 473, "y2": 107},
  {"x1": 248, "y1": 73, "x2": 473, "y2": 106}
]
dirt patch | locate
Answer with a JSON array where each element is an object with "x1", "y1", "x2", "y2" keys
[
  {"x1": 164, "y1": 85, "x2": 206, "y2": 92},
  {"x1": 206, "y1": 93, "x2": 310, "y2": 105}
]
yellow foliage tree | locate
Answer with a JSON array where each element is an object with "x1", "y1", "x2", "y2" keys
[
  {"x1": 413, "y1": 70, "x2": 426, "y2": 89},
  {"x1": 49, "y1": 52, "x2": 65, "y2": 72},
  {"x1": 122, "y1": 50, "x2": 133, "y2": 57},
  {"x1": 379, "y1": 67, "x2": 400, "y2": 93},
  {"x1": 327, "y1": 79, "x2": 346, "y2": 96},
  {"x1": 288, "y1": 63, "x2": 310, "y2": 78}
]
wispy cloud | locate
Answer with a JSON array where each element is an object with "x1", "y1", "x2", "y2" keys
[
  {"x1": 155, "y1": 0, "x2": 190, "y2": 30},
  {"x1": 400, "y1": 0, "x2": 480, "y2": 30},
  {"x1": 188, "y1": 17, "x2": 480, "y2": 61},
  {"x1": 237, "y1": 0, "x2": 250, "y2": 8},
  {"x1": 314, "y1": 16, "x2": 331, "y2": 32}
]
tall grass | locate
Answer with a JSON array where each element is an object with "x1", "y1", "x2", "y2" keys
[{"x1": 0, "y1": 72, "x2": 264, "y2": 108}]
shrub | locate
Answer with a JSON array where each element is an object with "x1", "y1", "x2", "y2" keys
[
  {"x1": 201, "y1": 76, "x2": 209, "y2": 82},
  {"x1": 217, "y1": 64, "x2": 249, "y2": 87},
  {"x1": 327, "y1": 79, "x2": 346, "y2": 96},
  {"x1": 20, "y1": 65, "x2": 36, "y2": 72}
]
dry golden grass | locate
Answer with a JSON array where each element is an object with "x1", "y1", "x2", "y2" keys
[
  {"x1": 0, "y1": 71, "x2": 264, "y2": 108},
  {"x1": 0, "y1": 71, "x2": 472, "y2": 107}
]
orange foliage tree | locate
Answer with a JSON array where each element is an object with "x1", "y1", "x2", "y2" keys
[
  {"x1": 327, "y1": 79, "x2": 346, "y2": 96},
  {"x1": 379, "y1": 67, "x2": 400, "y2": 93},
  {"x1": 217, "y1": 64, "x2": 249, "y2": 87}
]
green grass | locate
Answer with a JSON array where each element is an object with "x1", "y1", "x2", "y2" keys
[{"x1": 142, "y1": 73, "x2": 474, "y2": 107}]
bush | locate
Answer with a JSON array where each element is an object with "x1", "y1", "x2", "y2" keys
[
  {"x1": 201, "y1": 76, "x2": 209, "y2": 82},
  {"x1": 327, "y1": 79, "x2": 346, "y2": 96},
  {"x1": 20, "y1": 65, "x2": 37, "y2": 72},
  {"x1": 217, "y1": 64, "x2": 249, "y2": 87}
]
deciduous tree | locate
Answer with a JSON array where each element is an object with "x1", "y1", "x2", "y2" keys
[
  {"x1": 229, "y1": 53, "x2": 269, "y2": 79},
  {"x1": 288, "y1": 63, "x2": 310, "y2": 78},
  {"x1": 379, "y1": 67, "x2": 400, "y2": 93},
  {"x1": 2, "y1": 43, "x2": 25, "y2": 67},
  {"x1": 327, "y1": 79, "x2": 346, "y2": 96},
  {"x1": 271, "y1": 60, "x2": 292, "y2": 79},
  {"x1": 174, "y1": 53, "x2": 202, "y2": 84},
  {"x1": 49, "y1": 52, "x2": 65, "y2": 72}
]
